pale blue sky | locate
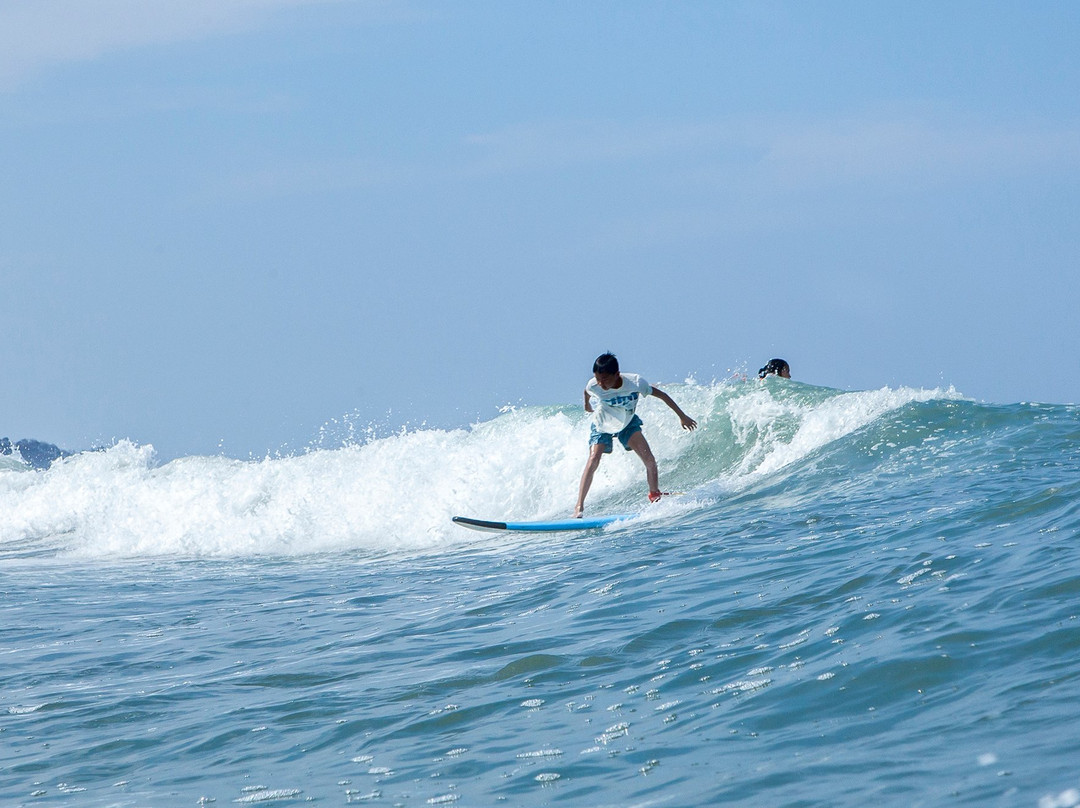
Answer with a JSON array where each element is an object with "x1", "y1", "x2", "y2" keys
[{"x1": 3, "y1": 1, "x2": 1078, "y2": 459}]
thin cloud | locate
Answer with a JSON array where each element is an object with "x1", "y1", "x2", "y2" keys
[
  {"x1": 462, "y1": 119, "x2": 716, "y2": 176},
  {"x1": 211, "y1": 157, "x2": 406, "y2": 199},
  {"x1": 200, "y1": 108, "x2": 1080, "y2": 209},
  {"x1": 462, "y1": 112, "x2": 1080, "y2": 189},
  {"x1": 753, "y1": 114, "x2": 1080, "y2": 189},
  {"x1": 458, "y1": 112, "x2": 1080, "y2": 251},
  {"x1": 0, "y1": 0, "x2": 344, "y2": 89}
]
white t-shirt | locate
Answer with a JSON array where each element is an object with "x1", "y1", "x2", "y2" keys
[{"x1": 585, "y1": 373, "x2": 652, "y2": 434}]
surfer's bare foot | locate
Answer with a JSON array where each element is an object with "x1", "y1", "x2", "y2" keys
[
  {"x1": 648, "y1": 490, "x2": 665, "y2": 503},
  {"x1": 572, "y1": 506, "x2": 584, "y2": 518}
]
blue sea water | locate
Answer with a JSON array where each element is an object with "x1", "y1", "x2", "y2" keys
[{"x1": 3, "y1": 380, "x2": 1080, "y2": 807}]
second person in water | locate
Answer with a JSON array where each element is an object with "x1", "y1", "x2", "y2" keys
[{"x1": 758, "y1": 358, "x2": 791, "y2": 379}]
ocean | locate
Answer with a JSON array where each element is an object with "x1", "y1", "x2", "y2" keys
[{"x1": 3, "y1": 379, "x2": 1079, "y2": 807}]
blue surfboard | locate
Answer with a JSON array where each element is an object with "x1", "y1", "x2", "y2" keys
[{"x1": 452, "y1": 513, "x2": 637, "y2": 533}]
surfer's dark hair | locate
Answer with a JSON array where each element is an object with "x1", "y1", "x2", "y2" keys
[
  {"x1": 758, "y1": 358, "x2": 790, "y2": 379},
  {"x1": 593, "y1": 353, "x2": 619, "y2": 375}
]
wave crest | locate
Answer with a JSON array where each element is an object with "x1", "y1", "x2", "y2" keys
[{"x1": 1, "y1": 381, "x2": 969, "y2": 560}]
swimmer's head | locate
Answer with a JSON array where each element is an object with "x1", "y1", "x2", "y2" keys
[{"x1": 758, "y1": 358, "x2": 791, "y2": 379}]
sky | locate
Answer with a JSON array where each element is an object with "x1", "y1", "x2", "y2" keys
[{"x1": 2, "y1": 0, "x2": 1078, "y2": 460}]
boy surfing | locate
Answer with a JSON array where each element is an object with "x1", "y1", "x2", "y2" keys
[{"x1": 574, "y1": 353, "x2": 697, "y2": 518}]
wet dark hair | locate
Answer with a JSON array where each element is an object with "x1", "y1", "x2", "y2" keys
[
  {"x1": 593, "y1": 352, "x2": 619, "y2": 375},
  {"x1": 758, "y1": 358, "x2": 790, "y2": 379}
]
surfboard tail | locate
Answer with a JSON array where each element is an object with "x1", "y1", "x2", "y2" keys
[{"x1": 451, "y1": 516, "x2": 510, "y2": 533}]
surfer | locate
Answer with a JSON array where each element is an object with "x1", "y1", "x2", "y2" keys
[
  {"x1": 574, "y1": 353, "x2": 697, "y2": 518},
  {"x1": 758, "y1": 358, "x2": 791, "y2": 379}
]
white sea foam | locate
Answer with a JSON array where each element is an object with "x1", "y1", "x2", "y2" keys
[{"x1": 0, "y1": 381, "x2": 960, "y2": 560}]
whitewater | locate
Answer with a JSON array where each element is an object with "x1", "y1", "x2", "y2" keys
[{"x1": 2, "y1": 379, "x2": 1079, "y2": 806}]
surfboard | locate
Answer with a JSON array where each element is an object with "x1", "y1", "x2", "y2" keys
[{"x1": 452, "y1": 513, "x2": 637, "y2": 533}]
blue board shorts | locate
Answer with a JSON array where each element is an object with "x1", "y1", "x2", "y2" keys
[{"x1": 590, "y1": 415, "x2": 643, "y2": 453}]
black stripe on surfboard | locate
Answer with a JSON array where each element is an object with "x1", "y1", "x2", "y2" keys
[{"x1": 452, "y1": 516, "x2": 509, "y2": 531}]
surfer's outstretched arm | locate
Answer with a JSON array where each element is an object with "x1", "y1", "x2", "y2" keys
[{"x1": 650, "y1": 386, "x2": 697, "y2": 431}]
